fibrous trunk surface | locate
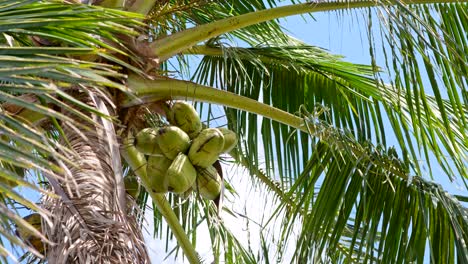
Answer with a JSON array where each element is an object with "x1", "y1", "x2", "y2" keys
[{"x1": 42, "y1": 88, "x2": 149, "y2": 263}]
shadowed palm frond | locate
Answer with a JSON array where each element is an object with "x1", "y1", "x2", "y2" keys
[{"x1": 0, "y1": 0, "x2": 143, "y2": 260}]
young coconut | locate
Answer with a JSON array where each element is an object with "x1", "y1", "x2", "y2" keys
[
  {"x1": 156, "y1": 126, "x2": 191, "y2": 160},
  {"x1": 188, "y1": 128, "x2": 224, "y2": 168},
  {"x1": 166, "y1": 153, "x2": 197, "y2": 194},
  {"x1": 147, "y1": 155, "x2": 172, "y2": 193},
  {"x1": 217, "y1": 127, "x2": 238, "y2": 153},
  {"x1": 166, "y1": 101, "x2": 202, "y2": 139},
  {"x1": 134, "y1": 127, "x2": 163, "y2": 156},
  {"x1": 195, "y1": 166, "x2": 223, "y2": 200}
]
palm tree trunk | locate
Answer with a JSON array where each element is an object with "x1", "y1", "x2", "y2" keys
[{"x1": 42, "y1": 88, "x2": 149, "y2": 263}]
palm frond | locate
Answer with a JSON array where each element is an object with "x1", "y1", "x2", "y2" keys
[
  {"x1": 183, "y1": 37, "x2": 467, "y2": 261},
  {"x1": 276, "y1": 123, "x2": 468, "y2": 262},
  {"x1": 190, "y1": 42, "x2": 467, "y2": 185},
  {"x1": 0, "y1": 0, "x2": 143, "y2": 258},
  {"x1": 144, "y1": 0, "x2": 294, "y2": 78},
  {"x1": 148, "y1": 0, "x2": 468, "y2": 184},
  {"x1": 365, "y1": 1, "x2": 468, "y2": 180}
]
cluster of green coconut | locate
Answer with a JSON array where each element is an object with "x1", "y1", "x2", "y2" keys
[{"x1": 124, "y1": 101, "x2": 237, "y2": 200}]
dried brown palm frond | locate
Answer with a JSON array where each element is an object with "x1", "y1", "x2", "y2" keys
[{"x1": 41, "y1": 87, "x2": 149, "y2": 264}]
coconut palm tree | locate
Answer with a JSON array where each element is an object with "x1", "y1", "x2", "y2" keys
[{"x1": 0, "y1": 0, "x2": 467, "y2": 263}]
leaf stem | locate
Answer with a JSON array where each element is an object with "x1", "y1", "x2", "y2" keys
[
  {"x1": 149, "y1": 0, "x2": 467, "y2": 60},
  {"x1": 121, "y1": 135, "x2": 200, "y2": 264},
  {"x1": 124, "y1": 74, "x2": 308, "y2": 133}
]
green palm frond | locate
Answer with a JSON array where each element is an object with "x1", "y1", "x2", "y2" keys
[
  {"x1": 144, "y1": 0, "x2": 294, "y2": 78},
  {"x1": 143, "y1": 0, "x2": 467, "y2": 182},
  {"x1": 150, "y1": 37, "x2": 467, "y2": 261},
  {"x1": 190, "y1": 45, "x2": 377, "y2": 182},
  {"x1": 364, "y1": 2, "x2": 468, "y2": 180},
  {"x1": 125, "y1": 64, "x2": 466, "y2": 263},
  {"x1": 190, "y1": 42, "x2": 467, "y2": 184},
  {"x1": 276, "y1": 128, "x2": 468, "y2": 263},
  {"x1": 123, "y1": 70, "x2": 466, "y2": 259},
  {"x1": 115, "y1": 0, "x2": 467, "y2": 263},
  {"x1": 177, "y1": 0, "x2": 290, "y2": 46},
  {"x1": 0, "y1": 1, "x2": 141, "y2": 46}
]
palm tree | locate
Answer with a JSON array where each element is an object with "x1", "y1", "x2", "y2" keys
[{"x1": 0, "y1": 0, "x2": 467, "y2": 263}]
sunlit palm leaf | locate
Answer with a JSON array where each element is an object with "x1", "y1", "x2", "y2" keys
[
  {"x1": 135, "y1": 0, "x2": 466, "y2": 263},
  {"x1": 190, "y1": 45, "x2": 384, "y2": 180},
  {"x1": 179, "y1": 0, "x2": 290, "y2": 46},
  {"x1": 145, "y1": 0, "x2": 294, "y2": 78},
  {"x1": 190, "y1": 42, "x2": 467, "y2": 185},
  {"x1": 0, "y1": 0, "x2": 463, "y2": 262},
  {"x1": 187, "y1": 39, "x2": 467, "y2": 261},
  {"x1": 365, "y1": 1, "x2": 468, "y2": 180},
  {"x1": 277, "y1": 129, "x2": 468, "y2": 263}
]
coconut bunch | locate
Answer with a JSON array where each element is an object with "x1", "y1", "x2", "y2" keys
[{"x1": 124, "y1": 101, "x2": 237, "y2": 201}]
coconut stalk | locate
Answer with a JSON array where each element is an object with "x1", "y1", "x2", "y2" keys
[
  {"x1": 124, "y1": 74, "x2": 306, "y2": 133},
  {"x1": 42, "y1": 88, "x2": 149, "y2": 263},
  {"x1": 121, "y1": 132, "x2": 201, "y2": 264}
]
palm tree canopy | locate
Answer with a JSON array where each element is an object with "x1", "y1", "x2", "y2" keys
[{"x1": 0, "y1": 0, "x2": 467, "y2": 263}]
